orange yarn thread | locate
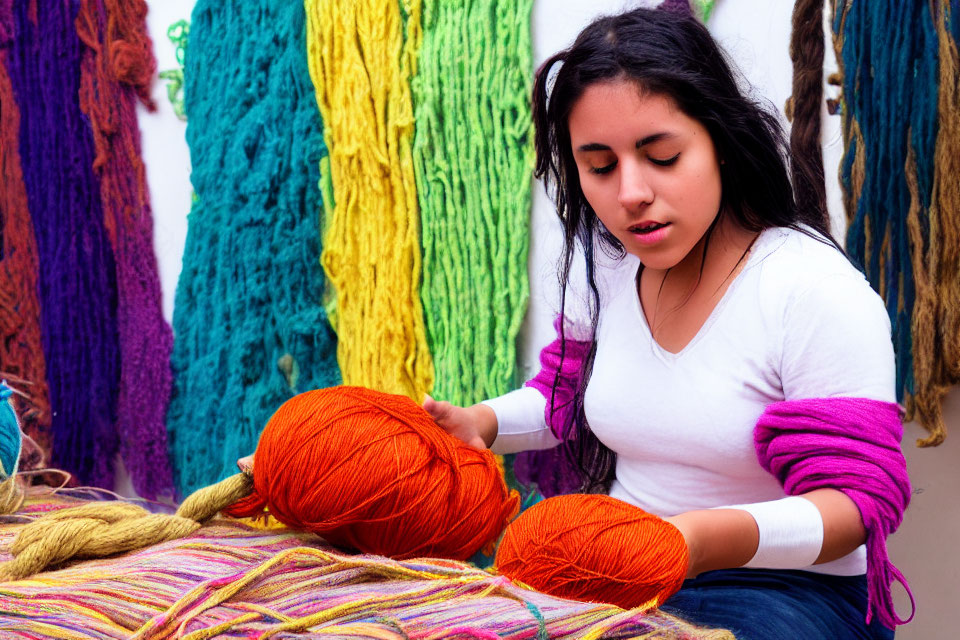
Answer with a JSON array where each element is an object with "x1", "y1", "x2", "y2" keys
[
  {"x1": 495, "y1": 494, "x2": 689, "y2": 609},
  {"x1": 225, "y1": 386, "x2": 520, "y2": 560}
]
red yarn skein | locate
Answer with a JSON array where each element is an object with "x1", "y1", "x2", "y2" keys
[
  {"x1": 495, "y1": 494, "x2": 689, "y2": 609},
  {"x1": 225, "y1": 386, "x2": 520, "y2": 560}
]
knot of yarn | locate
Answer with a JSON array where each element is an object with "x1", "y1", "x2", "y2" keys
[
  {"x1": 110, "y1": 39, "x2": 153, "y2": 89},
  {"x1": 495, "y1": 494, "x2": 689, "y2": 609},
  {"x1": 224, "y1": 386, "x2": 520, "y2": 560},
  {"x1": 0, "y1": 473, "x2": 253, "y2": 582}
]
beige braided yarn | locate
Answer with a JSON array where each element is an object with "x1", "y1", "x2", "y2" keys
[{"x1": 0, "y1": 472, "x2": 253, "y2": 582}]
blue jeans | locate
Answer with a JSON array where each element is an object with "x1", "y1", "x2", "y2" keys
[{"x1": 660, "y1": 568, "x2": 896, "y2": 640}]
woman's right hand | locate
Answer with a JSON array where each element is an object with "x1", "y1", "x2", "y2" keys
[{"x1": 423, "y1": 395, "x2": 498, "y2": 450}]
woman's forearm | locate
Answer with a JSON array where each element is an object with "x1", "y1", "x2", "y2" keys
[{"x1": 665, "y1": 488, "x2": 866, "y2": 577}]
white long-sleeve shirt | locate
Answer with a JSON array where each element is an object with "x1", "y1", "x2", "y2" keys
[{"x1": 485, "y1": 226, "x2": 897, "y2": 576}]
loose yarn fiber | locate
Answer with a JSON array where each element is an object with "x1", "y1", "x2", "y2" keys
[
  {"x1": 5, "y1": 0, "x2": 121, "y2": 488},
  {"x1": 0, "y1": 2, "x2": 51, "y2": 454},
  {"x1": 495, "y1": 494, "x2": 689, "y2": 610},
  {"x1": 412, "y1": 0, "x2": 534, "y2": 408},
  {"x1": 226, "y1": 386, "x2": 520, "y2": 560},
  {"x1": 168, "y1": 0, "x2": 340, "y2": 497},
  {"x1": 306, "y1": 0, "x2": 434, "y2": 401},
  {"x1": 75, "y1": 0, "x2": 174, "y2": 499}
]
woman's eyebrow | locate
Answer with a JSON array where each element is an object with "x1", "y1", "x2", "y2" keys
[
  {"x1": 635, "y1": 132, "x2": 675, "y2": 148},
  {"x1": 576, "y1": 132, "x2": 676, "y2": 153}
]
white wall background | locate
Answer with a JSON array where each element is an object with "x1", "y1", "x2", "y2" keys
[{"x1": 139, "y1": 1, "x2": 957, "y2": 637}]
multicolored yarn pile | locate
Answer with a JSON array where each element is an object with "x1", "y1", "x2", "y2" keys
[
  {"x1": 832, "y1": 0, "x2": 960, "y2": 445},
  {"x1": 0, "y1": 495, "x2": 732, "y2": 639},
  {"x1": 0, "y1": 0, "x2": 172, "y2": 498}
]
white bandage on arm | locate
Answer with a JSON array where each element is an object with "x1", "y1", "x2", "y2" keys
[{"x1": 723, "y1": 496, "x2": 824, "y2": 569}]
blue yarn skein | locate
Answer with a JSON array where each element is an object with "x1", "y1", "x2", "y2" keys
[{"x1": 0, "y1": 383, "x2": 23, "y2": 481}]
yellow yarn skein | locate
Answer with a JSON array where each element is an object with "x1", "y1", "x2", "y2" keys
[{"x1": 306, "y1": 0, "x2": 433, "y2": 400}]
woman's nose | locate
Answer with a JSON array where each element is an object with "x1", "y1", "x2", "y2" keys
[{"x1": 617, "y1": 160, "x2": 654, "y2": 210}]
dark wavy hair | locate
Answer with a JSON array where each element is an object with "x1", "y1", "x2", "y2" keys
[{"x1": 533, "y1": 8, "x2": 835, "y2": 492}]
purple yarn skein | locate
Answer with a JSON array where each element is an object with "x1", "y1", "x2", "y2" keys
[{"x1": 6, "y1": 0, "x2": 120, "y2": 488}]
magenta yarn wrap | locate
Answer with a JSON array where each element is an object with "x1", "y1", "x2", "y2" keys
[
  {"x1": 755, "y1": 397, "x2": 914, "y2": 629},
  {"x1": 512, "y1": 316, "x2": 591, "y2": 496},
  {"x1": 526, "y1": 317, "x2": 591, "y2": 441}
]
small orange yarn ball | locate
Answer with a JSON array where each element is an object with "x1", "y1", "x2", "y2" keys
[
  {"x1": 225, "y1": 386, "x2": 520, "y2": 560},
  {"x1": 495, "y1": 493, "x2": 689, "y2": 609}
]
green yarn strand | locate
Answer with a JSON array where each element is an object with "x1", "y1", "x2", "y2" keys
[{"x1": 413, "y1": 0, "x2": 534, "y2": 407}]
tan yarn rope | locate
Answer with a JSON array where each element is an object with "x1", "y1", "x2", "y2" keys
[
  {"x1": 0, "y1": 472, "x2": 253, "y2": 582},
  {"x1": 0, "y1": 477, "x2": 24, "y2": 516}
]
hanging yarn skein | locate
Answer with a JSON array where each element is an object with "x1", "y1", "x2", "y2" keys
[
  {"x1": 786, "y1": 0, "x2": 828, "y2": 229},
  {"x1": 168, "y1": 0, "x2": 340, "y2": 497},
  {"x1": 75, "y1": 0, "x2": 175, "y2": 500},
  {"x1": 0, "y1": 4, "x2": 51, "y2": 455},
  {"x1": 5, "y1": 0, "x2": 121, "y2": 488},
  {"x1": 832, "y1": 0, "x2": 959, "y2": 445},
  {"x1": 412, "y1": 0, "x2": 534, "y2": 408},
  {"x1": 0, "y1": 386, "x2": 520, "y2": 581},
  {"x1": 306, "y1": 0, "x2": 434, "y2": 401},
  {"x1": 495, "y1": 493, "x2": 689, "y2": 610},
  {"x1": 906, "y1": 1, "x2": 960, "y2": 445}
]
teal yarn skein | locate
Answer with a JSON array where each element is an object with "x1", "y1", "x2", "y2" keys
[
  {"x1": 167, "y1": 0, "x2": 340, "y2": 497},
  {"x1": 0, "y1": 383, "x2": 23, "y2": 481},
  {"x1": 835, "y1": 0, "x2": 939, "y2": 405}
]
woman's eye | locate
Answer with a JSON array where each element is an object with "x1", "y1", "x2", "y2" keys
[
  {"x1": 649, "y1": 153, "x2": 680, "y2": 167},
  {"x1": 589, "y1": 162, "x2": 616, "y2": 175}
]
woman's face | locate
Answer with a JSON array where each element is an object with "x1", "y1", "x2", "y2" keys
[{"x1": 568, "y1": 80, "x2": 724, "y2": 270}]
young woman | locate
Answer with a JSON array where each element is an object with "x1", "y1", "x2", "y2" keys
[{"x1": 425, "y1": 7, "x2": 904, "y2": 640}]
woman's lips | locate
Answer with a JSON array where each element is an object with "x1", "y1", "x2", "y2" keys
[{"x1": 629, "y1": 222, "x2": 671, "y2": 245}]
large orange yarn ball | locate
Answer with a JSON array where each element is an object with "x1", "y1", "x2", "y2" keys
[
  {"x1": 225, "y1": 386, "x2": 520, "y2": 560},
  {"x1": 495, "y1": 494, "x2": 689, "y2": 608}
]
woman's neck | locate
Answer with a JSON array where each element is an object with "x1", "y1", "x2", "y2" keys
[{"x1": 639, "y1": 214, "x2": 762, "y2": 353}]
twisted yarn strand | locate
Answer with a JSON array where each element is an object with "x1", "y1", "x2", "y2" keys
[
  {"x1": 0, "y1": 473, "x2": 252, "y2": 582},
  {"x1": 306, "y1": 0, "x2": 434, "y2": 400}
]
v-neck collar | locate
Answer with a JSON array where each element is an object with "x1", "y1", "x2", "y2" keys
[{"x1": 632, "y1": 226, "x2": 787, "y2": 362}]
